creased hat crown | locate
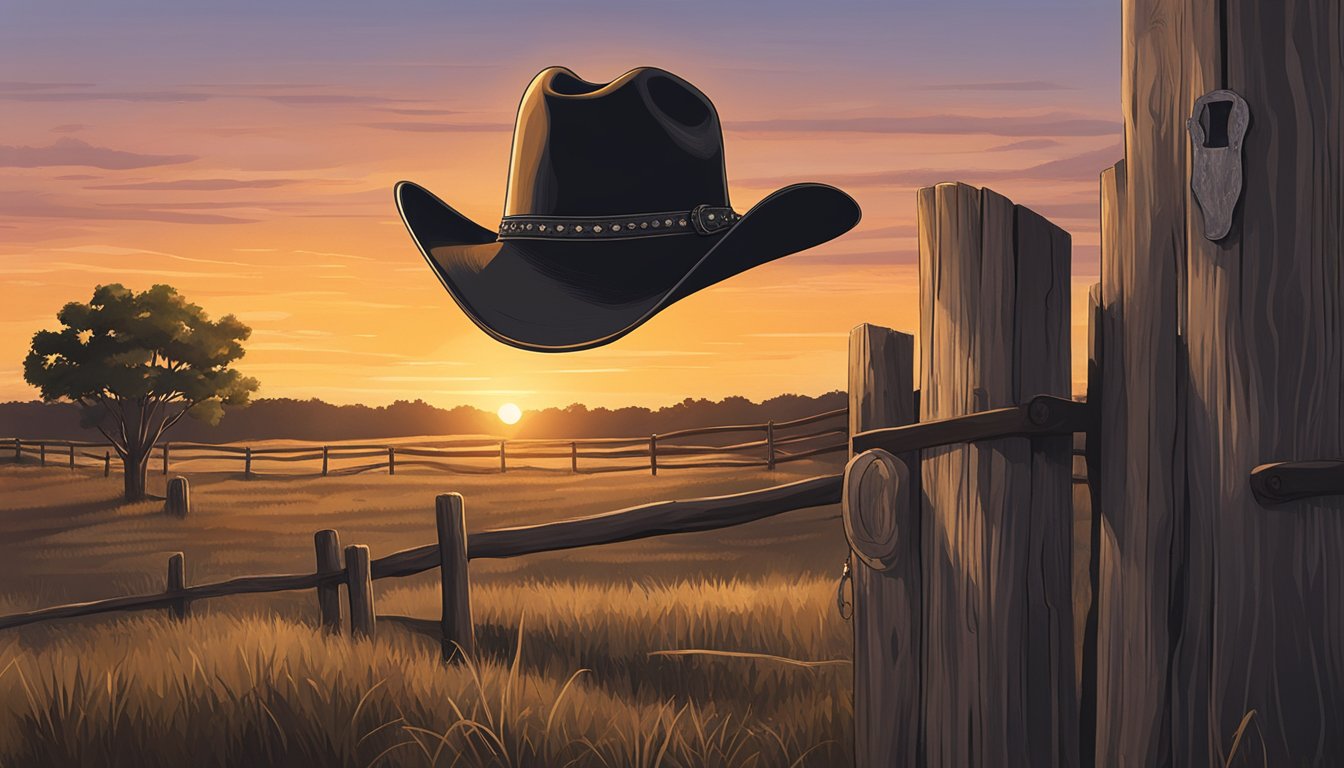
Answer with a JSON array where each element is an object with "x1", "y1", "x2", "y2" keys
[{"x1": 503, "y1": 67, "x2": 730, "y2": 217}]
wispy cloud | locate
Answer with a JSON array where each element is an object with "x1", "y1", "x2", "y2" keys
[
  {"x1": 86, "y1": 178, "x2": 306, "y2": 191},
  {"x1": 740, "y1": 144, "x2": 1123, "y2": 189},
  {"x1": 746, "y1": 332, "x2": 849, "y2": 338},
  {"x1": 0, "y1": 137, "x2": 195, "y2": 169},
  {"x1": 0, "y1": 193, "x2": 255, "y2": 224},
  {"x1": 847, "y1": 224, "x2": 918, "y2": 240},
  {"x1": 370, "y1": 375, "x2": 491, "y2": 382},
  {"x1": 362, "y1": 121, "x2": 513, "y2": 133},
  {"x1": 550, "y1": 368, "x2": 629, "y2": 374},
  {"x1": 985, "y1": 138, "x2": 1062, "y2": 152},
  {"x1": 53, "y1": 244, "x2": 252, "y2": 267},
  {"x1": 916, "y1": 80, "x2": 1072, "y2": 92},
  {"x1": 725, "y1": 113, "x2": 1119, "y2": 138}
]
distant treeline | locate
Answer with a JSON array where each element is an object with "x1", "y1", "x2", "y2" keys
[{"x1": 0, "y1": 393, "x2": 847, "y2": 443}]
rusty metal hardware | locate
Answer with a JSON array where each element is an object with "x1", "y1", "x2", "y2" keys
[
  {"x1": 836, "y1": 556, "x2": 853, "y2": 620},
  {"x1": 1249, "y1": 460, "x2": 1344, "y2": 505},
  {"x1": 1189, "y1": 89, "x2": 1250, "y2": 241},
  {"x1": 850, "y1": 395, "x2": 1093, "y2": 456}
]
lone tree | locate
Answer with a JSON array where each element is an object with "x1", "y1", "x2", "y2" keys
[{"x1": 23, "y1": 284, "x2": 258, "y2": 501}]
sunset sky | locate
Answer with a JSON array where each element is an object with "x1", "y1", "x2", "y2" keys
[{"x1": 1, "y1": 0, "x2": 1118, "y2": 411}]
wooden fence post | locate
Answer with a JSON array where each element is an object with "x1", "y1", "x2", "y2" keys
[
  {"x1": 104, "y1": 451, "x2": 110, "y2": 477},
  {"x1": 166, "y1": 477, "x2": 190, "y2": 517},
  {"x1": 766, "y1": 421, "x2": 776, "y2": 470},
  {"x1": 571, "y1": 441, "x2": 578, "y2": 473},
  {"x1": 11, "y1": 438, "x2": 18, "y2": 463},
  {"x1": 436, "y1": 494, "x2": 474, "y2": 662},
  {"x1": 916, "y1": 183, "x2": 1075, "y2": 767},
  {"x1": 68, "y1": 444, "x2": 74, "y2": 470},
  {"x1": 244, "y1": 447, "x2": 252, "y2": 479},
  {"x1": 39, "y1": 442, "x2": 45, "y2": 467},
  {"x1": 847, "y1": 323, "x2": 920, "y2": 768},
  {"x1": 650, "y1": 434, "x2": 658, "y2": 476},
  {"x1": 1094, "y1": 4, "x2": 1344, "y2": 764},
  {"x1": 388, "y1": 447, "x2": 396, "y2": 476},
  {"x1": 314, "y1": 529, "x2": 342, "y2": 633},
  {"x1": 321, "y1": 446, "x2": 329, "y2": 477},
  {"x1": 166, "y1": 552, "x2": 188, "y2": 620},
  {"x1": 162, "y1": 443, "x2": 169, "y2": 475},
  {"x1": 499, "y1": 440, "x2": 506, "y2": 473},
  {"x1": 345, "y1": 544, "x2": 375, "y2": 638}
]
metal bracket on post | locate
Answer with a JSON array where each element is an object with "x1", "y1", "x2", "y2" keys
[
  {"x1": 1250, "y1": 460, "x2": 1344, "y2": 505},
  {"x1": 1188, "y1": 89, "x2": 1250, "y2": 241}
]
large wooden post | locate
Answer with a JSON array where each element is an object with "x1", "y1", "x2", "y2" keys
[
  {"x1": 435, "y1": 494, "x2": 474, "y2": 663},
  {"x1": 846, "y1": 323, "x2": 920, "y2": 768},
  {"x1": 917, "y1": 182, "x2": 1076, "y2": 767},
  {"x1": 1097, "y1": 2, "x2": 1344, "y2": 764}
]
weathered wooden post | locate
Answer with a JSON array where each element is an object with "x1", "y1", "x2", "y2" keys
[
  {"x1": 1094, "y1": 3, "x2": 1344, "y2": 764},
  {"x1": 649, "y1": 434, "x2": 658, "y2": 476},
  {"x1": 345, "y1": 544, "x2": 375, "y2": 638},
  {"x1": 39, "y1": 442, "x2": 45, "y2": 468},
  {"x1": 68, "y1": 444, "x2": 74, "y2": 470},
  {"x1": 244, "y1": 447, "x2": 252, "y2": 479},
  {"x1": 435, "y1": 494, "x2": 474, "y2": 662},
  {"x1": 571, "y1": 441, "x2": 578, "y2": 473},
  {"x1": 103, "y1": 451, "x2": 110, "y2": 477},
  {"x1": 11, "y1": 438, "x2": 18, "y2": 463},
  {"x1": 162, "y1": 443, "x2": 169, "y2": 475},
  {"x1": 166, "y1": 552, "x2": 189, "y2": 620},
  {"x1": 766, "y1": 421, "x2": 776, "y2": 470},
  {"x1": 321, "y1": 446, "x2": 329, "y2": 477},
  {"x1": 387, "y1": 447, "x2": 396, "y2": 476},
  {"x1": 498, "y1": 440, "x2": 506, "y2": 473},
  {"x1": 313, "y1": 529, "x2": 342, "y2": 633},
  {"x1": 846, "y1": 323, "x2": 921, "y2": 768},
  {"x1": 916, "y1": 182, "x2": 1075, "y2": 766},
  {"x1": 165, "y1": 477, "x2": 190, "y2": 517}
]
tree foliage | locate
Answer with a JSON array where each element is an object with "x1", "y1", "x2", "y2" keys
[{"x1": 22, "y1": 284, "x2": 258, "y2": 494}]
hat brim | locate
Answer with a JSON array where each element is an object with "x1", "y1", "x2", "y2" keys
[{"x1": 394, "y1": 180, "x2": 860, "y2": 352}]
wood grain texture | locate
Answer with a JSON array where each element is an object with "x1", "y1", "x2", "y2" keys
[
  {"x1": 166, "y1": 552, "x2": 188, "y2": 621},
  {"x1": 314, "y1": 529, "x2": 342, "y2": 633},
  {"x1": 345, "y1": 545, "x2": 375, "y2": 639},
  {"x1": 1182, "y1": 1, "x2": 1344, "y2": 762},
  {"x1": 165, "y1": 476, "x2": 189, "y2": 518},
  {"x1": 847, "y1": 323, "x2": 920, "y2": 768},
  {"x1": 1094, "y1": 0, "x2": 1215, "y2": 760},
  {"x1": 436, "y1": 494, "x2": 474, "y2": 663},
  {"x1": 917, "y1": 182, "x2": 1076, "y2": 767}
]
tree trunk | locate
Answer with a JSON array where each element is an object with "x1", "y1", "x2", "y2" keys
[{"x1": 122, "y1": 451, "x2": 149, "y2": 502}]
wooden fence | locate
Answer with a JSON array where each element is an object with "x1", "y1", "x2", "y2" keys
[
  {"x1": 2, "y1": 407, "x2": 846, "y2": 479},
  {"x1": 0, "y1": 474, "x2": 845, "y2": 645}
]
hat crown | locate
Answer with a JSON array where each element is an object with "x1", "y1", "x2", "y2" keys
[{"x1": 503, "y1": 67, "x2": 730, "y2": 217}]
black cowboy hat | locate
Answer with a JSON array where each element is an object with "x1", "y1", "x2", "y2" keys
[{"x1": 395, "y1": 66, "x2": 861, "y2": 352}]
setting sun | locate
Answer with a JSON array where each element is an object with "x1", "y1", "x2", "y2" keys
[{"x1": 497, "y1": 403, "x2": 522, "y2": 425}]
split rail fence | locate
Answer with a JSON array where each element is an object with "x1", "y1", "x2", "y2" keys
[{"x1": 2, "y1": 407, "x2": 847, "y2": 479}]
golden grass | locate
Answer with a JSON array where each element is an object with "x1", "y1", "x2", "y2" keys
[
  {"x1": 0, "y1": 463, "x2": 855, "y2": 765},
  {"x1": 0, "y1": 578, "x2": 852, "y2": 768}
]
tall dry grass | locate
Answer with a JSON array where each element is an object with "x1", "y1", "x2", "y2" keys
[{"x1": 0, "y1": 578, "x2": 852, "y2": 767}]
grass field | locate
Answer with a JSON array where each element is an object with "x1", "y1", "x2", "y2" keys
[{"x1": 0, "y1": 458, "x2": 854, "y2": 767}]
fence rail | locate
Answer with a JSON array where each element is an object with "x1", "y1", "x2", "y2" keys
[
  {"x1": 2, "y1": 407, "x2": 848, "y2": 479},
  {"x1": 0, "y1": 473, "x2": 843, "y2": 633}
]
